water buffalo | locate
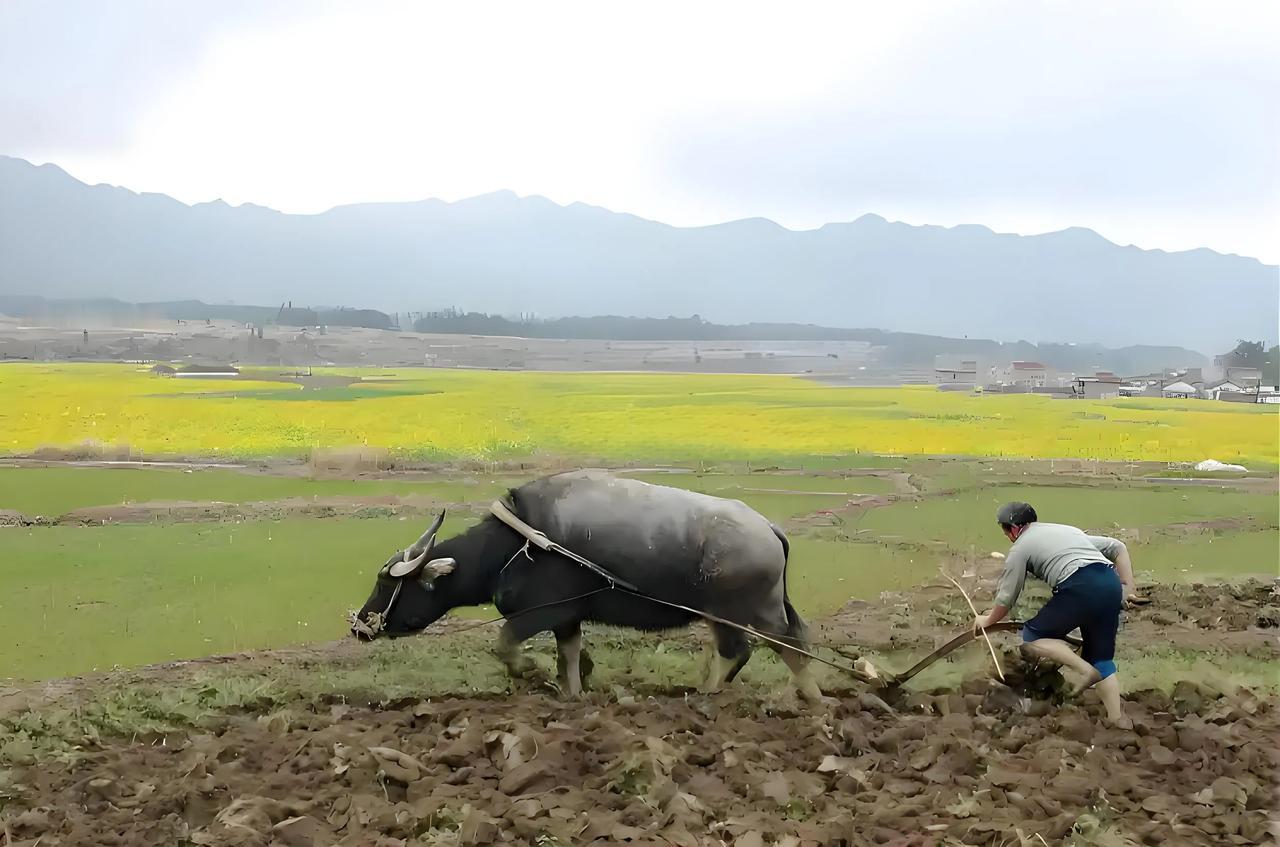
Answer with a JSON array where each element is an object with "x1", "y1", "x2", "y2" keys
[{"x1": 350, "y1": 470, "x2": 823, "y2": 702}]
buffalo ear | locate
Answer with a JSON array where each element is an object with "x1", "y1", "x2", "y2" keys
[
  {"x1": 417, "y1": 557, "x2": 456, "y2": 589},
  {"x1": 423, "y1": 557, "x2": 456, "y2": 579},
  {"x1": 378, "y1": 551, "x2": 405, "y2": 577}
]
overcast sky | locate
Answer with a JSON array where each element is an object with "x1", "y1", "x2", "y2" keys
[{"x1": 2, "y1": 0, "x2": 1277, "y2": 263}]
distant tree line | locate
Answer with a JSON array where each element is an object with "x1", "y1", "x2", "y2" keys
[
  {"x1": 413, "y1": 312, "x2": 719, "y2": 340},
  {"x1": 410, "y1": 311, "x2": 1208, "y2": 373},
  {"x1": 277, "y1": 307, "x2": 392, "y2": 330},
  {"x1": 0, "y1": 296, "x2": 394, "y2": 331}
]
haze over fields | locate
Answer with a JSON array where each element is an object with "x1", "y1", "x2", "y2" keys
[{"x1": 1, "y1": 155, "x2": 1276, "y2": 354}]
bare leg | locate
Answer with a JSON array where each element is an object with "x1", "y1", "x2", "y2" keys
[
  {"x1": 495, "y1": 621, "x2": 535, "y2": 678},
  {"x1": 555, "y1": 624, "x2": 584, "y2": 697},
  {"x1": 1021, "y1": 638, "x2": 1097, "y2": 682},
  {"x1": 1021, "y1": 639, "x2": 1130, "y2": 727},
  {"x1": 1095, "y1": 675, "x2": 1131, "y2": 728}
]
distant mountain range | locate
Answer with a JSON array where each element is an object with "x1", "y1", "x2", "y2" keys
[{"x1": 1, "y1": 155, "x2": 1275, "y2": 354}]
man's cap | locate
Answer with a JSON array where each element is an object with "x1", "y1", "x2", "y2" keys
[{"x1": 996, "y1": 502, "x2": 1038, "y2": 526}]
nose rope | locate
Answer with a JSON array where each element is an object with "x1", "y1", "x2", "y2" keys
[{"x1": 348, "y1": 576, "x2": 403, "y2": 638}]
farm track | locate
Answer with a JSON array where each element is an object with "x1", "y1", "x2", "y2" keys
[{"x1": 0, "y1": 494, "x2": 468, "y2": 527}]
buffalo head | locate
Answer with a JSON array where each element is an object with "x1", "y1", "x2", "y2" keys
[{"x1": 349, "y1": 510, "x2": 457, "y2": 639}]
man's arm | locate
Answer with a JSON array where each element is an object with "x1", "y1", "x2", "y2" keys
[
  {"x1": 975, "y1": 603, "x2": 1010, "y2": 632},
  {"x1": 977, "y1": 551, "x2": 1026, "y2": 631},
  {"x1": 1088, "y1": 535, "x2": 1139, "y2": 602}
]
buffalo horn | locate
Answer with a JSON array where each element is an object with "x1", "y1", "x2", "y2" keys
[
  {"x1": 406, "y1": 510, "x2": 447, "y2": 558},
  {"x1": 388, "y1": 550, "x2": 428, "y2": 578}
]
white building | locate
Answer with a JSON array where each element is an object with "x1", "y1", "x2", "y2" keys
[
  {"x1": 1205, "y1": 379, "x2": 1244, "y2": 400},
  {"x1": 1161, "y1": 380, "x2": 1198, "y2": 399}
]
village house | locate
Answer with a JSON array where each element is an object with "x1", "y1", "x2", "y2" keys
[
  {"x1": 994, "y1": 361, "x2": 1050, "y2": 388},
  {"x1": 1074, "y1": 372, "x2": 1124, "y2": 400},
  {"x1": 1205, "y1": 379, "x2": 1245, "y2": 400},
  {"x1": 1224, "y1": 366, "x2": 1262, "y2": 390},
  {"x1": 1124, "y1": 369, "x2": 1177, "y2": 388},
  {"x1": 933, "y1": 357, "x2": 981, "y2": 391}
]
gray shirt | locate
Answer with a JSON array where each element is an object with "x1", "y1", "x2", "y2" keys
[{"x1": 995, "y1": 522, "x2": 1126, "y2": 609}]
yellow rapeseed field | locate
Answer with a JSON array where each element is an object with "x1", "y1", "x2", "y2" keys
[{"x1": 1, "y1": 363, "x2": 1275, "y2": 465}]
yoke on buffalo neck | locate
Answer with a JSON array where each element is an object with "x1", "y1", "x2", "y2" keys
[{"x1": 425, "y1": 494, "x2": 530, "y2": 604}]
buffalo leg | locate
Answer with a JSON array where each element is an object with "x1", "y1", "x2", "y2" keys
[
  {"x1": 762, "y1": 606, "x2": 824, "y2": 704},
  {"x1": 554, "y1": 622, "x2": 585, "y2": 697},
  {"x1": 778, "y1": 646, "x2": 824, "y2": 705},
  {"x1": 701, "y1": 623, "x2": 751, "y2": 693},
  {"x1": 495, "y1": 621, "x2": 536, "y2": 678}
]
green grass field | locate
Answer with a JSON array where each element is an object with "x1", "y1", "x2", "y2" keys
[
  {"x1": 0, "y1": 465, "x2": 523, "y2": 517},
  {"x1": 0, "y1": 465, "x2": 895, "y2": 523},
  {"x1": 1, "y1": 459, "x2": 1274, "y2": 681},
  {"x1": 854, "y1": 484, "x2": 1279, "y2": 550},
  {"x1": 2, "y1": 518, "x2": 409, "y2": 680}
]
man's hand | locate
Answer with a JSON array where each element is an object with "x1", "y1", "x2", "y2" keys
[
  {"x1": 973, "y1": 604, "x2": 1009, "y2": 633},
  {"x1": 1123, "y1": 588, "x2": 1149, "y2": 608}
]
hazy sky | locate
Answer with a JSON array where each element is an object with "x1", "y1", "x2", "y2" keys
[{"x1": 3, "y1": 0, "x2": 1277, "y2": 262}]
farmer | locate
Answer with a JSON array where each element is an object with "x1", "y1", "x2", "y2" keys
[{"x1": 973, "y1": 502, "x2": 1139, "y2": 728}]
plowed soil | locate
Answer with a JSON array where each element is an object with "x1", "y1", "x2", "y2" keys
[
  {"x1": 2, "y1": 581, "x2": 1278, "y2": 846},
  {"x1": 5, "y1": 681, "x2": 1278, "y2": 846}
]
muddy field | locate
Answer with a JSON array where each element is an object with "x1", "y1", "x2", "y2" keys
[
  {"x1": 8, "y1": 682, "x2": 1277, "y2": 846},
  {"x1": 2, "y1": 579, "x2": 1276, "y2": 846}
]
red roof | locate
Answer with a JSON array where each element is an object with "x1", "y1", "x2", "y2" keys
[{"x1": 1011, "y1": 361, "x2": 1046, "y2": 370}]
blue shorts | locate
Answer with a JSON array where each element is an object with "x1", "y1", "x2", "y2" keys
[{"x1": 1023, "y1": 562, "x2": 1123, "y2": 679}]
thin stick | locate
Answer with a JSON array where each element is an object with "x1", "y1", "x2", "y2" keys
[{"x1": 943, "y1": 572, "x2": 1005, "y2": 682}]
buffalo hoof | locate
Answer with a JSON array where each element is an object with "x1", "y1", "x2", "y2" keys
[
  {"x1": 554, "y1": 679, "x2": 585, "y2": 700},
  {"x1": 500, "y1": 654, "x2": 538, "y2": 679},
  {"x1": 507, "y1": 671, "x2": 556, "y2": 696}
]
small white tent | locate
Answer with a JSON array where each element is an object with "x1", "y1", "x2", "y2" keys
[{"x1": 1161, "y1": 380, "x2": 1198, "y2": 398}]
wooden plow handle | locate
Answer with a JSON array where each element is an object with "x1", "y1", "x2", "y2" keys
[{"x1": 885, "y1": 621, "x2": 1083, "y2": 687}]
